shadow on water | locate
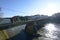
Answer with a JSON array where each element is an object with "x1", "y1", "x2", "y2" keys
[
  {"x1": 7, "y1": 29, "x2": 42, "y2": 40},
  {"x1": 7, "y1": 23, "x2": 60, "y2": 40},
  {"x1": 7, "y1": 22, "x2": 43, "y2": 40}
]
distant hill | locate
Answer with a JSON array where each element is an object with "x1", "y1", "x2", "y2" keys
[
  {"x1": 50, "y1": 13, "x2": 60, "y2": 23},
  {"x1": 25, "y1": 15, "x2": 48, "y2": 21}
]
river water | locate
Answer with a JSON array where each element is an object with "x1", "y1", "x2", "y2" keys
[
  {"x1": 33, "y1": 23, "x2": 60, "y2": 40},
  {"x1": 7, "y1": 23, "x2": 60, "y2": 40},
  {"x1": 6, "y1": 24, "x2": 26, "y2": 37}
]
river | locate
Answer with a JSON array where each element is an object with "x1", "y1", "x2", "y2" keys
[
  {"x1": 33, "y1": 23, "x2": 60, "y2": 40},
  {"x1": 6, "y1": 24, "x2": 26, "y2": 37},
  {"x1": 7, "y1": 23, "x2": 60, "y2": 40}
]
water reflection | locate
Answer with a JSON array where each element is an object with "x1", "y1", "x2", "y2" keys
[
  {"x1": 45, "y1": 23, "x2": 57, "y2": 32},
  {"x1": 8, "y1": 23, "x2": 60, "y2": 40},
  {"x1": 36, "y1": 23, "x2": 58, "y2": 40},
  {"x1": 45, "y1": 23, "x2": 58, "y2": 39}
]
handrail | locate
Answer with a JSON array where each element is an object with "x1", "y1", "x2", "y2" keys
[{"x1": 0, "y1": 17, "x2": 49, "y2": 30}]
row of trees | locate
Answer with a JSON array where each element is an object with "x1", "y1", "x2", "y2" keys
[
  {"x1": 10, "y1": 16, "x2": 28, "y2": 23},
  {"x1": 0, "y1": 7, "x2": 3, "y2": 21},
  {"x1": 51, "y1": 13, "x2": 60, "y2": 23}
]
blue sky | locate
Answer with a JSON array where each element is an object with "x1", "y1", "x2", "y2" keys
[{"x1": 0, "y1": 0, "x2": 60, "y2": 17}]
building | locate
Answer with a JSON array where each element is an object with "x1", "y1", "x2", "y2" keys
[{"x1": 0, "y1": 18, "x2": 11, "y2": 24}]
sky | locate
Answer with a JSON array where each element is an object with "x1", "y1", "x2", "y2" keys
[{"x1": 0, "y1": 0, "x2": 60, "y2": 17}]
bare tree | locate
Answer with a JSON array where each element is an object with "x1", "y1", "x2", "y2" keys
[{"x1": 0, "y1": 7, "x2": 3, "y2": 21}]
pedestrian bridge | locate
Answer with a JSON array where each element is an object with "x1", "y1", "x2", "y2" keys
[{"x1": 0, "y1": 17, "x2": 49, "y2": 40}]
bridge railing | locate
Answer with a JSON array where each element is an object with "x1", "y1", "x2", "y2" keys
[{"x1": 0, "y1": 17, "x2": 49, "y2": 40}]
